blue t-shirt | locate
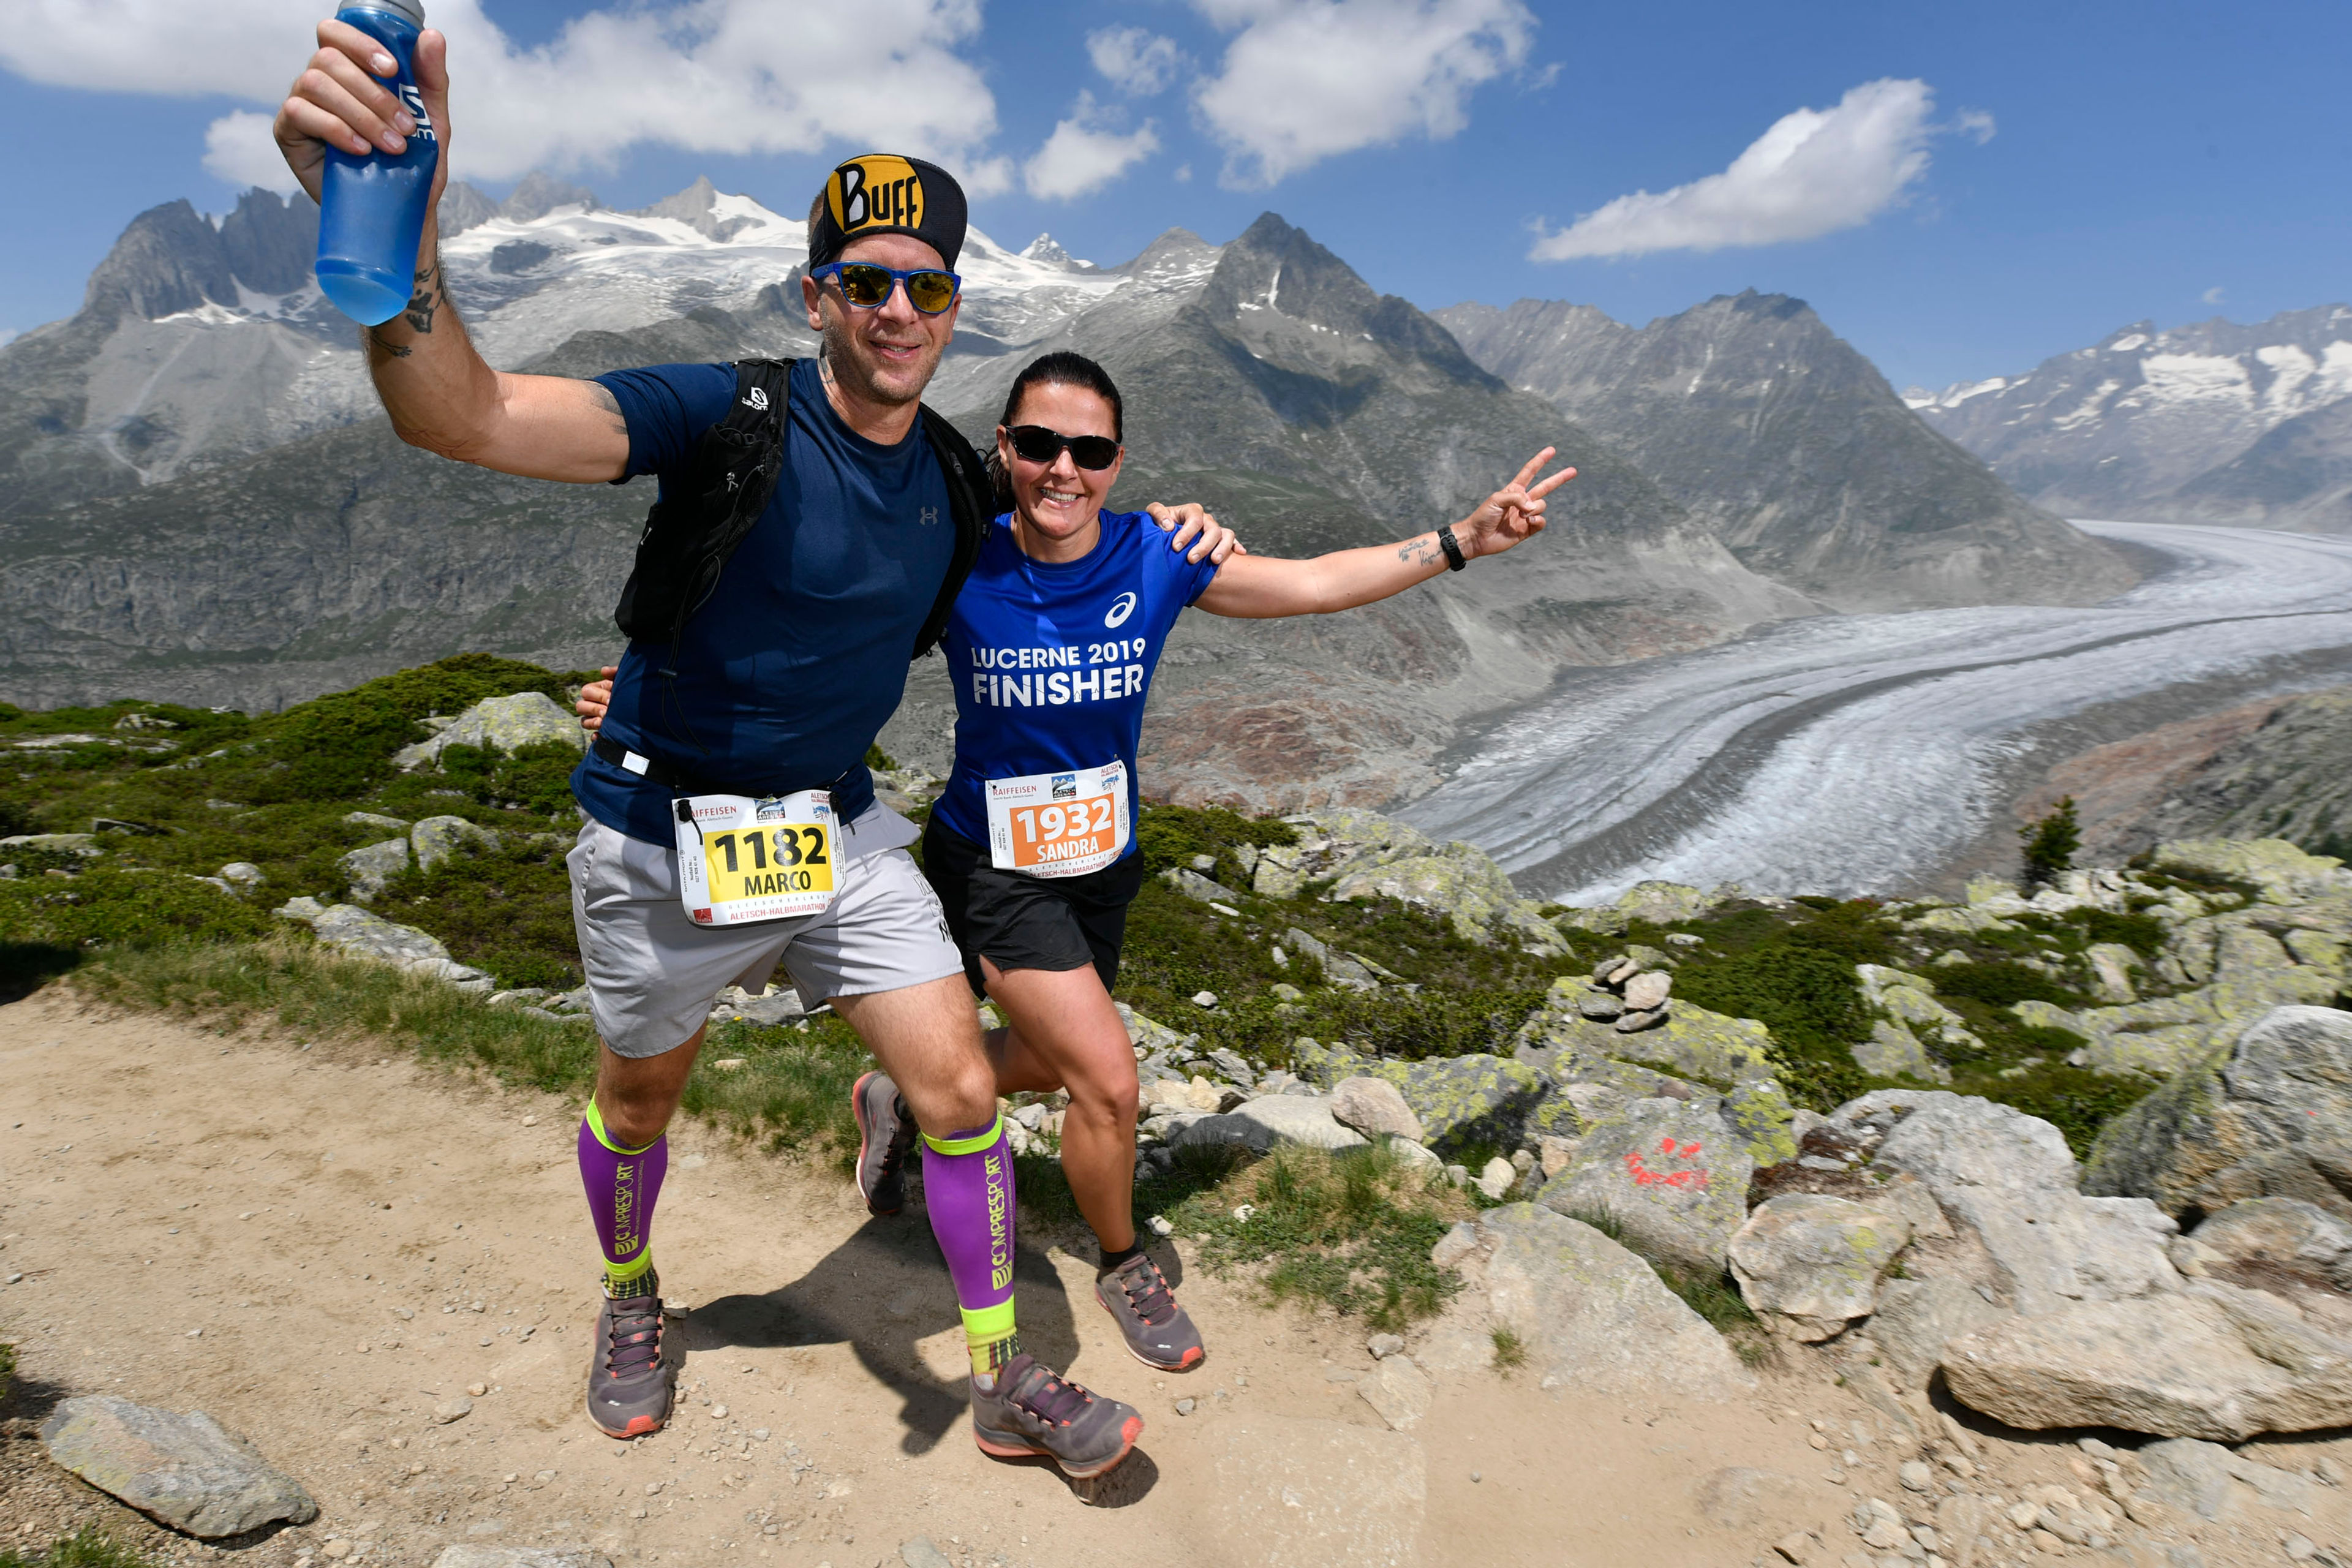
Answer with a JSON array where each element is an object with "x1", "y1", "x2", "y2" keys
[
  {"x1": 930, "y1": 511, "x2": 1220, "y2": 857},
  {"x1": 571, "y1": 359, "x2": 956, "y2": 845}
]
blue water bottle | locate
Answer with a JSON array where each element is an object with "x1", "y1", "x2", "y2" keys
[{"x1": 314, "y1": 0, "x2": 438, "y2": 325}]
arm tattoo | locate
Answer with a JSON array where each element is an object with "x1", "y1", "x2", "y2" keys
[
  {"x1": 587, "y1": 382, "x2": 630, "y2": 439},
  {"x1": 402, "y1": 259, "x2": 443, "y2": 334},
  {"x1": 361, "y1": 254, "x2": 448, "y2": 363},
  {"x1": 1396, "y1": 533, "x2": 1441, "y2": 567}
]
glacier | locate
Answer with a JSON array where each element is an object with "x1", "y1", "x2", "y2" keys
[{"x1": 1400, "y1": 521, "x2": 2352, "y2": 903}]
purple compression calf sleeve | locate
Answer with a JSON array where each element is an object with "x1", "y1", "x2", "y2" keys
[
  {"x1": 580, "y1": 1098, "x2": 667, "y2": 1292},
  {"x1": 921, "y1": 1117, "x2": 1017, "y2": 1376}
]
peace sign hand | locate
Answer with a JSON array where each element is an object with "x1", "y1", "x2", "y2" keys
[{"x1": 1454, "y1": 448, "x2": 1577, "y2": 561}]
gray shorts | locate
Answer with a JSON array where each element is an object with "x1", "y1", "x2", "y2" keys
[{"x1": 567, "y1": 805, "x2": 963, "y2": 1058}]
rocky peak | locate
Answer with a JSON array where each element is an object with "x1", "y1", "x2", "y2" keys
[
  {"x1": 217, "y1": 189, "x2": 318, "y2": 298},
  {"x1": 1020, "y1": 233, "x2": 1075, "y2": 267},
  {"x1": 1200, "y1": 212, "x2": 1493, "y2": 382},
  {"x1": 1113, "y1": 226, "x2": 1222, "y2": 287},
  {"x1": 499, "y1": 171, "x2": 598, "y2": 224},
  {"x1": 81, "y1": 199, "x2": 238, "y2": 320},
  {"x1": 435, "y1": 180, "x2": 500, "y2": 238},
  {"x1": 626, "y1": 176, "x2": 766, "y2": 243}
]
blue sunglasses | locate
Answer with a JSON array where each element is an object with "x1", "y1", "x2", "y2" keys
[{"x1": 810, "y1": 261, "x2": 962, "y2": 315}]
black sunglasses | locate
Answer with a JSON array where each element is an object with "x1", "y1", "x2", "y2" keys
[{"x1": 1005, "y1": 424, "x2": 1120, "y2": 470}]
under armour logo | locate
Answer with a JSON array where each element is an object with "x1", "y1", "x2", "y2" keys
[
  {"x1": 919, "y1": 508, "x2": 940, "y2": 525},
  {"x1": 742, "y1": 386, "x2": 770, "y2": 411}
]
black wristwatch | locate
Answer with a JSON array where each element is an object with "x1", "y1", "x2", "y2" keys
[{"x1": 1436, "y1": 524, "x2": 1468, "y2": 571}]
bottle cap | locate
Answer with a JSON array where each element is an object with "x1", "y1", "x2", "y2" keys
[{"x1": 342, "y1": 0, "x2": 425, "y2": 28}]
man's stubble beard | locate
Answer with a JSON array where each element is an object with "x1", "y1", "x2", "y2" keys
[{"x1": 820, "y1": 314, "x2": 945, "y2": 410}]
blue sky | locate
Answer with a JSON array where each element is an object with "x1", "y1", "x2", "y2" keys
[{"x1": 2, "y1": 0, "x2": 2343, "y2": 391}]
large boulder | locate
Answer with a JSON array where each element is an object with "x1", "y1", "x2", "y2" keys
[
  {"x1": 40, "y1": 1396, "x2": 318, "y2": 1538},
  {"x1": 1541, "y1": 1096, "x2": 1755, "y2": 1273},
  {"x1": 391, "y1": 691, "x2": 586, "y2": 770},
  {"x1": 2189, "y1": 1197, "x2": 2352, "y2": 1289},
  {"x1": 1867, "y1": 1276, "x2": 2012, "y2": 1388},
  {"x1": 1727, "y1": 1194, "x2": 1911, "y2": 1341},
  {"x1": 275, "y1": 896, "x2": 494, "y2": 991},
  {"x1": 2087, "y1": 1006, "x2": 2352, "y2": 1221},
  {"x1": 1941, "y1": 1280, "x2": 2352, "y2": 1439},
  {"x1": 412, "y1": 814, "x2": 500, "y2": 872},
  {"x1": 1172, "y1": 1095, "x2": 1368, "y2": 1155},
  {"x1": 1329, "y1": 1076, "x2": 1425, "y2": 1144},
  {"x1": 1476, "y1": 1204, "x2": 1753, "y2": 1401},
  {"x1": 337, "y1": 837, "x2": 411, "y2": 902},
  {"x1": 1513, "y1": 980, "x2": 1797, "y2": 1165},
  {"x1": 1295, "y1": 1044, "x2": 1553, "y2": 1156},
  {"x1": 1248, "y1": 807, "x2": 1568, "y2": 952},
  {"x1": 2151, "y1": 839, "x2": 2347, "y2": 905},
  {"x1": 1823, "y1": 1090, "x2": 2178, "y2": 1316}
]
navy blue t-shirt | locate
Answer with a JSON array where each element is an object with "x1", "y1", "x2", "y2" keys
[
  {"x1": 571, "y1": 359, "x2": 956, "y2": 845},
  {"x1": 929, "y1": 511, "x2": 1219, "y2": 858}
]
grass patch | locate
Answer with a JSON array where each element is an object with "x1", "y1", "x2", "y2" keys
[
  {"x1": 377, "y1": 839, "x2": 582, "y2": 990},
  {"x1": 62, "y1": 937, "x2": 876, "y2": 1163},
  {"x1": 1490, "y1": 1324, "x2": 1526, "y2": 1373},
  {"x1": 1164, "y1": 1142, "x2": 1474, "y2": 1331},
  {"x1": 0, "y1": 1531, "x2": 162, "y2": 1568}
]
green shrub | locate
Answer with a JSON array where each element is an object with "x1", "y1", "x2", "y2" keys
[
  {"x1": 2062, "y1": 907, "x2": 2166, "y2": 959},
  {"x1": 1930, "y1": 960, "x2": 2084, "y2": 1009},
  {"x1": 1134, "y1": 804, "x2": 1297, "y2": 884},
  {"x1": 0, "y1": 867, "x2": 270, "y2": 953},
  {"x1": 247, "y1": 654, "x2": 571, "y2": 805},
  {"x1": 379, "y1": 840, "x2": 581, "y2": 990}
]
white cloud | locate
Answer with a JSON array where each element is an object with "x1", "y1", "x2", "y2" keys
[
  {"x1": 1530, "y1": 78, "x2": 1951, "y2": 262},
  {"x1": 204, "y1": 111, "x2": 301, "y2": 192},
  {"x1": 0, "y1": 0, "x2": 1001, "y2": 184},
  {"x1": 2203, "y1": 285, "x2": 2227, "y2": 305},
  {"x1": 1023, "y1": 94, "x2": 1160, "y2": 201},
  {"x1": 1087, "y1": 27, "x2": 1186, "y2": 96},
  {"x1": 1191, "y1": 0, "x2": 1536, "y2": 187},
  {"x1": 1955, "y1": 108, "x2": 1997, "y2": 145}
]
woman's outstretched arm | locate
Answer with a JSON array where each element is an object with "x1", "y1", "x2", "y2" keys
[{"x1": 1194, "y1": 448, "x2": 1574, "y2": 619}]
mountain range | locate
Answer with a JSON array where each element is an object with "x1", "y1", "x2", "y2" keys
[
  {"x1": 1908, "y1": 306, "x2": 2352, "y2": 533},
  {"x1": 0, "y1": 178, "x2": 2141, "y2": 807}
]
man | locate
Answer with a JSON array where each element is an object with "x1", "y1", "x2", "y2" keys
[{"x1": 273, "y1": 18, "x2": 1222, "y2": 1480}]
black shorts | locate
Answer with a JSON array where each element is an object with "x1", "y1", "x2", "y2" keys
[{"x1": 920, "y1": 820, "x2": 1145, "y2": 995}]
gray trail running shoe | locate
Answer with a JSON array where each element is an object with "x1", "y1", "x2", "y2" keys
[
  {"x1": 852, "y1": 1070, "x2": 919, "y2": 1217},
  {"x1": 970, "y1": 1353, "x2": 1143, "y2": 1480},
  {"x1": 587, "y1": 1272, "x2": 671, "y2": 1439},
  {"x1": 1096, "y1": 1252, "x2": 1205, "y2": 1371}
]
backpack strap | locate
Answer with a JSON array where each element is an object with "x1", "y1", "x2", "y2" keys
[
  {"x1": 912, "y1": 403, "x2": 993, "y2": 661},
  {"x1": 611, "y1": 357, "x2": 796, "y2": 650}
]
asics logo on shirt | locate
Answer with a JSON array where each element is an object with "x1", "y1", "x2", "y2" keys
[{"x1": 1104, "y1": 592, "x2": 1137, "y2": 628}]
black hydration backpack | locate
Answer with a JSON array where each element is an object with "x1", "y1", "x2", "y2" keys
[{"x1": 612, "y1": 357, "x2": 993, "y2": 663}]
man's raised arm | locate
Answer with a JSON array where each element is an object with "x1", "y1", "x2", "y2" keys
[{"x1": 274, "y1": 18, "x2": 630, "y2": 483}]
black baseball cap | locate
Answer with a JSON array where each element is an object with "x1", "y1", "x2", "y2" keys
[{"x1": 808, "y1": 154, "x2": 968, "y2": 271}]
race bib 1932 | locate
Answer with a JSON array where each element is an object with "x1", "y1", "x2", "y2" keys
[
  {"x1": 672, "y1": 790, "x2": 837, "y2": 925},
  {"x1": 984, "y1": 762, "x2": 1129, "y2": 878}
]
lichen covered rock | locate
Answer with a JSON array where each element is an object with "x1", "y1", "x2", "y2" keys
[
  {"x1": 392, "y1": 691, "x2": 586, "y2": 770},
  {"x1": 1727, "y1": 1194, "x2": 1911, "y2": 1341},
  {"x1": 2087, "y1": 1005, "x2": 2352, "y2": 1221},
  {"x1": 1542, "y1": 1096, "x2": 1755, "y2": 1273}
]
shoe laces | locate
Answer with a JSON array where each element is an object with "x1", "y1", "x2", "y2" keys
[
  {"x1": 1112, "y1": 1254, "x2": 1178, "y2": 1326},
  {"x1": 601, "y1": 1289, "x2": 663, "y2": 1380},
  {"x1": 1009, "y1": 1363, "x2": 1094, "y2": 1428}
]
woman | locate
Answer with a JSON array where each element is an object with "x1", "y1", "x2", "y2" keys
[{"x1": 582, "y1": 351, "x2": 1571, "y2": 1374}]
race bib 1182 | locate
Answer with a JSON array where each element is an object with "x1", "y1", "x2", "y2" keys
[
  {"x1": 672, "y1": 790, "x2": 837, "y2": 925},
  {"x1": 984, "y1": 762, "x2": 1128, "y2": 878}
]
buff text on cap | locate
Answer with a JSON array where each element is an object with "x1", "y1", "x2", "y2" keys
[{"x1": 809, "y1": 154, "x2": 968, "y2": 271}]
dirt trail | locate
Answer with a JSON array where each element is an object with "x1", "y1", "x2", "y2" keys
[{"x1": 2, "y1": 988, "x2": 1851, "y2": 1566}]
